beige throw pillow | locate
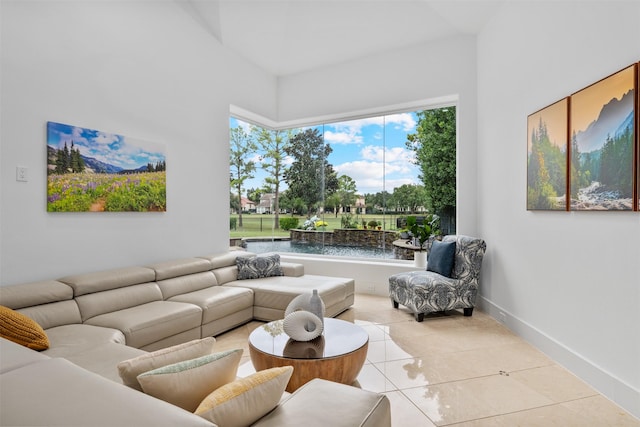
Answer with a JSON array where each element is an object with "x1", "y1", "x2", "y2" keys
[
  {"x1": 195, "y1": 366, "x2": 293, "y2": 427},
  {"x1": 117, "y1": 337, "x2": 216, "y2": 390},
  {"x1": 138, "y1": 348, "x2": 243, "y2": 412}
]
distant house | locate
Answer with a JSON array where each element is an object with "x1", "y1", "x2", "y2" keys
[
  {"x1": 256, "y1": 193, "x2": 275, "y2": 214},
  {"x1": 354, "y1": 195, "x2": 365, "y2": 214},
  {"x1": 240, "y1": 197, "x2": 255, "y2": 212}
]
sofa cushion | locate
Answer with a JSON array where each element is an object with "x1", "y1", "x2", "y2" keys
[
  {"x1": 148, "y1": 258, "x2": 213, "y2": 281},
  {"x1": 169, "y1": 286, "x2": 254, "y2": 324},
  {"x1": 64, "y1": 342, "x2": 148, "y2": 383},
  {"x1": 60, "y1": 266, "x2": 157, "y2": 296},
  {"x1": 427, "y1": 240, "x2": 456, "y2": 277},
  {"x1": 42, "y1": 324, "x2": 126, "y2": 357},
  {"x1": 0, "y1": 305, "x2": 49, "y2": 350},
  {"x1": 138, "y1": 349, "x2": 243, "y2": 412},
  {"x1": 199, "y1": 251, "x2": 255, "y2": 270},
  {"x1": 236, "y1": 254, "x2": 284, "y2": 280},
  {"x1": 18, "y1": 299, "x2": 82, "y2": 330},
  {"x1": 75, "y1": 282, "x2": 163, "y2": 322},
  {"x1": 84, "y1": 301, "x2": 202, "y2": 349},
  {"x1": 157, "y1": 271, "x2": 218, "y2": 300},
  {"x1": 195, "y1": 366, "x2": 293, "y2": 427},
  {"x1": 118, "y1": 337, "x2": 217, "y2": 390},
  {"x1": 0, "y1": 280, "x2": 73, "y2": 309}
]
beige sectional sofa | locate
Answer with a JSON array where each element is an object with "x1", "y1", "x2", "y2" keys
[{"x1": 0, "y1": 251, "x2": 389, "y2": 427}]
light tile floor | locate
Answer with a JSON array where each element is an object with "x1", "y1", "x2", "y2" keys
[{"x1": 213, "y1": 293, "x2": 639, "y2": 426}]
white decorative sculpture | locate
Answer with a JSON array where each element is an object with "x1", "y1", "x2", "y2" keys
[{"x1": 282, "y1": 290, "x2": 326, "y2": 341}]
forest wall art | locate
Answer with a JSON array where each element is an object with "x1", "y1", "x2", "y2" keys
[
  {"x1": 47, "y1": 121, "x2": 167, "y2": 212},
  {"x1": 527, "y1": 98, "x2": 568, "y2": 210},
  {"x1": 527, "y1": 62, "x2": 638, "y2": 211}
]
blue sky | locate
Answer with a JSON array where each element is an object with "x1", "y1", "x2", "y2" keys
[
  {"x1": 47, "y1": 121, "x2": 166, "y2": 170},
  {"x1": 231, "y1": 112, "x2": 421, "y2": 196}
]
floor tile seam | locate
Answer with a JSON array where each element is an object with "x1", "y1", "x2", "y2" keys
[
  {"x1": 500, "y1": 362, "x2": 568, "y2": 377},
  {"x1": 394, "y1": 388, "x2": 439, "y2": 425},
  {"x1": 390, "y1": 368, "x2": 552, "y2": 390},
  {"x1": 368, "y1": 361, "x2": 400, "y2": 391}
]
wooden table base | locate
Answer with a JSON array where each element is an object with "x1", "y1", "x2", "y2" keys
[{"x1": 249, "y1": 341, "x2": 368, "y2": 392}]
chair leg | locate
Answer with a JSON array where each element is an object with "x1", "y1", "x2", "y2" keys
[
  {"x1": 391, "y1": 298, "x2": 399, "y2": 309},
  {"x1": 463, "y1": 307, "x2": 474, "y2": 317},
  {"x1": 414, "y1": 312, "x2": 424, "y2": 322}
]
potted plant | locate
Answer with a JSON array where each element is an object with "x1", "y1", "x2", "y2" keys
[
  {"x1": 406, "y1": 215, "x2": 441, "y2": 267},
  {"x1": 367, "y1": 220, "x2": 379, "y2": 230}
]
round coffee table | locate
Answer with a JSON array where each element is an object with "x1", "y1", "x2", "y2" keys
[{"x1": 248, "y1": 317, "x2": 369, "y2": 392}]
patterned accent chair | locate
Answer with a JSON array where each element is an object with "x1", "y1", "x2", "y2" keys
[{"x1": 388, "y1": 235, "x2": 486, "y2": 322}]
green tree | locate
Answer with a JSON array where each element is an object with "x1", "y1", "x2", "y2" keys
[
  {"x1": 392, "y1": 184, "x2": 428, "y2": 213},
  {"x1": 527, "y1": 118, "x2": 564, "y2": 209},
  {"x1": 406, "y1": 107, "x2": 456, "y2": 219},
  {"x1": 365, "y1": 190, "x2": 392, "y2": 213},
  {"x1": 247, "y1": 187, "x2": 264, "y2": 206},
  {"x1": 230, "y1": 126, "x2": 257, "y2": 227},
  {"x1": 55, "y1": 142, "x2": 70, "y2": 174},
  {"x1": 254, "y1": 128, "x2": 293, "y2": 229},
  {"x1": 229, "y1": 192, "x2": 240, "y2": 213},
  {"x1": 570, "y1": 131, "x2": 590, "y2": 198},
  {"x1": 284, "y1": 128, "x2": 339, "y2": 216},
  {"x1": 335, "y1": 175, "x2": 358, "y2": 215},
  {"x1": 70, "y1": 142, "x2": 85, "y2": 173},
  {"x1": 324, "y1": 192, "x2": 341, "y2": 216}
]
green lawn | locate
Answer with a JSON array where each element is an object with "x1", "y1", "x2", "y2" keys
[{"x1": 230, "y1": 213, "x2": 404, "y2": 238}]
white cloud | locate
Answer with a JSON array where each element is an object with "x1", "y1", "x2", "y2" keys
[
  {"x1": 360, "y1": 146, "x2": 415, "y2": 163},
  {"x1": 93, "y1": 132, "x2": 119, "y2": 146},
  {"x1": 385, "y1": 113, "x2": 416, "y2": 132},
  {"x1": 324, "y1": 130, "x2": 362, "y2": 145},
  {"x1": 122, "y1": 136, "x2": 166, "y2": 155}
]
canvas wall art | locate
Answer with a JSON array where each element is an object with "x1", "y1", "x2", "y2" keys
[
  {"x1": 527, "y1": 98, "x2": 569, "y2": 210},
  {"x1": 569, "y1": 64, "x2": 636, "y2": 211},
  {"x1": 47, "y1": 121, "x2": 167, "y2": 212},
  {"x1": 637, "y1": 62, "x2": 640, "y2": 211}
]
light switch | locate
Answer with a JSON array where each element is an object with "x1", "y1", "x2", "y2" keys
[{"x1": 16, "y1": 166, "x2": 28, "y2": 182}]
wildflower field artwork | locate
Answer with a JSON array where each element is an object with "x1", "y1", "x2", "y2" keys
[{"x1": 47, "y1": 121, "x2": 167, "y2": 212}]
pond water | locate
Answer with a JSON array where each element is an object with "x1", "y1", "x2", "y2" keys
[{"x1": 245, "y1": 240, "x2": 396, "y2": 259}]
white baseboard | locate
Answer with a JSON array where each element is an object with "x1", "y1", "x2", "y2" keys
[{"x1": 477, "y1": 296, "x2": 640, "y2": 420}]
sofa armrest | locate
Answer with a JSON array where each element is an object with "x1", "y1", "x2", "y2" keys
[
  {"x1": 280, "y1": 262, "x2": 304, "y2": 277},
  {"x1": 252, "y1": 378, "x2": 390, "y2": 427},
  {"x1": 0, "y1": 358, "x2": 214, "y2": 426}
]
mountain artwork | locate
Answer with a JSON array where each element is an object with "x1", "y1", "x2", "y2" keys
[
  {"x1": 569, "y1": 64, "x2": 636, "y2": 211},
  {"x1": 46, "y1": 121, "x2": 167, "y2": 212}
]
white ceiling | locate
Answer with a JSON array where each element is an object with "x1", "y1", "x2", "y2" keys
[{"x1": 181, "y1": 0, "x2": 505, "y2": 77}]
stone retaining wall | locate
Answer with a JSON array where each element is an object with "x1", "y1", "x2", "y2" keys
[{"x1": 290, "y1": 229, "x2": 398, "y2": 248}]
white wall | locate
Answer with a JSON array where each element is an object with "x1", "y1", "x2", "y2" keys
[
  {"x1": 0, "y1": 1, "x2": 277, "y2": 284},
  {"x1": 477, "y1": 1, "x2": 640, "y2": 417}
]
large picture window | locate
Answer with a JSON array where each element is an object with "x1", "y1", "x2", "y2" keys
[{"x1": 229, "y1": 106, "x2": 456, "y2": 259}]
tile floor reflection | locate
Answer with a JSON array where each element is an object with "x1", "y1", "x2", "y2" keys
[{"x1": 214, "y1": 293, "x2": 639, "y2": 426}]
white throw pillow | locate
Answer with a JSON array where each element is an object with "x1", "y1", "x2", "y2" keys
[
  {"x1": 117, "y1": 337, "x2": 216, "y2": 391},
  {"x1": 137, "y1": 348, "x2": 242, "y2": 412}
]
